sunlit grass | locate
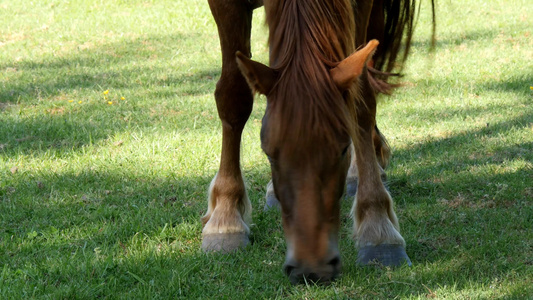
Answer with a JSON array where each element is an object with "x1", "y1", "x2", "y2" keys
[{"x1": 1, "y1": 0, "x2": 532, "y2": 298}]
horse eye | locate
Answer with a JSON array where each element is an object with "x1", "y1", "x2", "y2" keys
[{"x1": 341, "y1": 146, "x2": 349, "y2": 156}]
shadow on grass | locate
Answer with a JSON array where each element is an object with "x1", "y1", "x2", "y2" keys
[
  {"x1": 0, "y1": 32, "x2": 223, "y2": 157},
  {"x1": 411, "y1": 23, "x2": 532, "y2": 49},
  {"x1": 0, "y1": 32, "x2": 221, "y2": 104},
  {"x1": 383, "y1": 110, "x2": 532, "y2": 283},
  {"x1": 1, "y1": 171, "x2": 209, "y2": 233},
  {"x1": 412, "y1": 28, "x2": 499, "y2": 48},
  {"x1": 0, "y1": 154, "x2": 273, "y2": 242},
  {"x1": 396, "y1": 70, "x2": 532, "y2": 98},
  {"x1": 1, "y1": 109, "x2": 531, "y2": 297},
  {"x1": 389, "y1": 111, "x2": 532, "y2": 197},
  {"x1": 0, "y1": 162, "x2": 288, "y2": 298},
  {"x1": 1, "y1": 31, "x2": 531, "y2": 298},
  {"x1": 480, "y1": 74, "x2": 533, "y2": 95}
]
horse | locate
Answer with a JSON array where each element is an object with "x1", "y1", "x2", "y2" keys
[{"x1": 201, "y1": 0, "x2": 435, "y2": 284}]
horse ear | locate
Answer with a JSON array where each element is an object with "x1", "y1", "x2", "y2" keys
[
  {"x1": 330, "y1": 40, "x2": 379, "y2": 90},
  {"x1": 236, "y1": 51, "x2": 277, "y2": 95}
]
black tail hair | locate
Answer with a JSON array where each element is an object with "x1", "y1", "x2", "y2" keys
[{"x1": 366, "y1": 0, "x2": 436, "y2": 94}]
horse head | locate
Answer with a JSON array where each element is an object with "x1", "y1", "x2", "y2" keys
[{"x1": 236, "y1": 41, "x2": 378, "y2": 284}]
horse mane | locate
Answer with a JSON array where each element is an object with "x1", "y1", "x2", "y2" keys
[
  {"x1": 261, "y1": 0, "x2": 435, "y2": 155},
  {"x1": 263, "y1": 0, "x2": 357, "y2": 158}
]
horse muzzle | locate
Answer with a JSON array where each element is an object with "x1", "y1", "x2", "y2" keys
[{"x1": 283, "y1": 251, "x2": 341, "y2": 285}]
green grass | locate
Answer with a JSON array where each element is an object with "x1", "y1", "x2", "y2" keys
[{"x1": 1, "y1": 0, "x2": 532, "y2": 298}]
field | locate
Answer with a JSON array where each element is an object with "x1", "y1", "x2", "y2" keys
[{"x1": 1, "y1": 0, "x2": 532, "y2": 298}]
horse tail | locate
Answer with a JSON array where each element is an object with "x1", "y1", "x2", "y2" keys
[
  {"x1": 364, "y1": 0, "x2": 436, "y2": 94},
  {"x1": 371, "y1": 0, "x2": 436, "y2": 73}
]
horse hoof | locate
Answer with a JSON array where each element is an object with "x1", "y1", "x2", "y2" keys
[
  {"x1": 264, "y1": 193, "x2": 280, "y2": 211},
  {"x1": 357, "y1": 244, "x2": 412, "y2": 267},
  {"x1": 201, "y1": 232, "x2": 249, "y2": 252},
  {"x1": 346, "y1": 179, "x2": 358, "y2": 198}
]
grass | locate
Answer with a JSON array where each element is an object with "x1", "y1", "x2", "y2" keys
[{"x1": 0, "y1": 0, "x2": 532, "y2": 298}]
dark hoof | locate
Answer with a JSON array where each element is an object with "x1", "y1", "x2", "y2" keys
[
  {"x1": 264, "y1": 192, "x2": 280, "y2": 211},
  {"x1": 201, "y1": 232, "x2": 249, "y2": 252},
  {"x1": 357, "y1": 244, "x2": 412, "y2": 267},
  {"x1": 346, "y1": 178, "x2": 358, "y2": 198}
]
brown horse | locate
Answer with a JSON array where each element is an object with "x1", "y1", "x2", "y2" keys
[{"x1": 202, "y1": 0, "x2": 434, "y2": 284}]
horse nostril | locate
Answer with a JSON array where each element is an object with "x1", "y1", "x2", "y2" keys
[
  {"x1": 284, "y1": 264, "x2": 296, "y2": 277},
  {"x1": 284, "y1": 256, "x2": 340, "y2": 284},
  {"x1": 328, "y1": 255, "x2": 341, "y2": 268},
  {"x1": 306, "y1": 272, "x2": 321, "y2": 283}
]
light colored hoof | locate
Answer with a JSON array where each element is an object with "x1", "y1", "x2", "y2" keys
[
  {"x1": 357, "y1": 244, "x2": 412, "y2": 267},
  {"x1": 201, "y1": 233, "x2": 249, "y2": 252},
  {"x1": 264, "y1": 194, "x2": 280, "y2": 211},
  {"x1": 264, "y1": 190, "x2": 280, "y2": 211},
  {"x1": 346, "y1": 178, "x2": 358, "y2": 198}
]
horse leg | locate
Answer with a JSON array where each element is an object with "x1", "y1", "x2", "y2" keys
[
  {"x1": 346, "y1": 143, "x2": 359, "y2": 197},
  {"x1": 263, "y1": 180, "x2": 280, "y2": 210},
  {"x1": 351, "y1": 70, "x2": 410, "y2": 266},
  {"x1": 202, "y1": 0, "x2": 260, "y2": 252},
  {"x1": 346, "y1": 127, "x2": 390, "y2": 197}
]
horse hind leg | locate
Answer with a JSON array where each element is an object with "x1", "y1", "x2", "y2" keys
[
  {"x1": 263, "y1": 180, "x2": 280, "y2": 211},
  {"x1": 202, "y1": 0, "x2": 259, "y2": 252},
  {"x1": 346, "y1": 143, "x2": 359, "y2": 197},
  {"x1": 345, "y1": 126, "x2": 390, "y2": 198}
]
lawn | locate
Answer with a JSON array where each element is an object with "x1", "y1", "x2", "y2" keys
[{"x1": 0, "y1": 0, "x2": 532, "y2": 298}]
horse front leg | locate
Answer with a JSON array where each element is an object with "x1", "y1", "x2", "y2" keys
[
  {"x1": 351, "y1": 70, "x2": 411, "y2": 266},
  {"x1": 201, "y1": 0, "x2": 259, "y2": 252}
]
